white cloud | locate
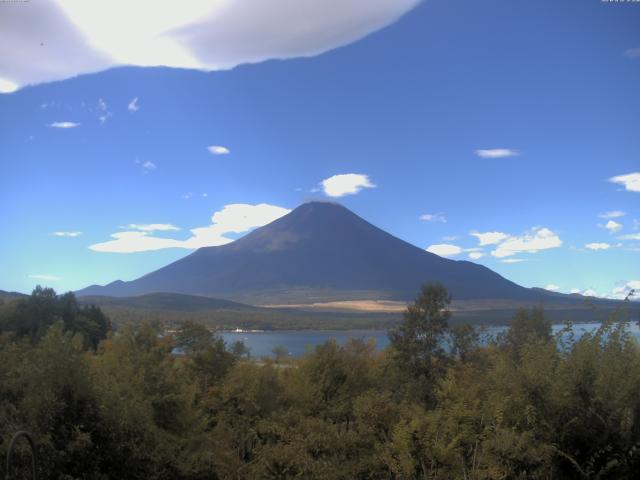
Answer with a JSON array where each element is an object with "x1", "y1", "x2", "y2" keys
[
  {"x1": 426, "y1": 244, "x2": 462, "y2": 257},
  {"x1": 625, "y1": 47, "x2": 640, "y2": 58},
  {"x1": 612, "y1": 280, "x2": 640, "y2": 297},
  {"x1": 500, "y1": 258, "x2": 526, "y2": 264},
  {"x1": 97, "y1": 98, "x2": 112, "y2": 123},
  {"x1": 545, "y1": 284, "x2": 560, "y2": 291},
  {"x1": 420, "y1": 213, "x2": 446, "y2": 223},
  {"x1": 585, "y1": 242, "x2": 611, "y2": 251},
  {"x1": 491, "y1": 227, "x2": 562, "y2": 258},
  {"x1": 0, "y1": 77, "x2": 19, "y2": 94},
  {"x1": 619, "y1": 233, "x2": 640, "y2": 240},
  {"x1": 609, "y1": 172, "x2": 640, "y2": 192},
  {"x1": 474, "y1": 149, "x2": 519, "y2": 159},
  {"x1": 207, "y1": 145, "x2": 230, "y2": 155},
  {"x1": 90, "y1": 203, "x2": 290, "y2": 253},
  {"x1": 50, "y1": 231, "x2": 83, "y2": 237},
  {"x1": 183, "y1": 192, "x2": 208, "y2": 200},
  {"x1": 587, "y1": 281, "x2": 640, "y2": 301},
  {"x1": 135, "y1": 159, "x2": 156, "y2": 173},
  {"x1": 29, "y1": 274, "x2": 61, "y2": 281},
  {"x1": 570, "y1": 288, "x2": 581, "y2": 294},
  {"x1": 582, "y1": 289, "x2": 598, "y2": 297},
  {"x1": 600, "y1": 220, "x2": 622, "y2": 233},
  {"x1": 598, "y1": 210, "x2": 625, "y2": 219},
  {"x1": 470, "y1": 231, "x2": 509, "y2": 246},
  {"x1": 49, "y1": 121, "x2": 80, "y2": 129},
  {"x1": 0, "y1": 0, "x2": 421, "y2": 91},
  {"x1": 89, "y1": 232, "x2": 185, "y2": 253},
  {"x1": 127, "y1": 224, "x2": 180, "y2": 232},
  {"x1": 468, "y1": 251, "x2": 485, "y2": 260},
  {"x1": 128, "y1": 97, "x2": 140, "y2": 112},
  {"x1": 143, "y1": 161, "x2": 156, "y2": 171},
  {"x1": 321, "y1": 173, "x2": 376, "y2": 198}
]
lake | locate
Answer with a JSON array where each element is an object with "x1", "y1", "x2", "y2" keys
[{"x1": 219, "y1": 322, "x2": 640, "y2": 358}]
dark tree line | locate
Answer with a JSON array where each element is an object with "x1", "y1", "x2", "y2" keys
[{"x1": 0, "y1": 286, "x2": 110, "y2": 348}]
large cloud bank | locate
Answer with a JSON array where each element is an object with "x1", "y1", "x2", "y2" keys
[{"x1": 0, "y1": 0, "x2": 422, "y2": 92}]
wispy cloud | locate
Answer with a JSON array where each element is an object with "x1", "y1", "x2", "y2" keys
[
  {"x1": 609, "y1": 172, "x2": 640, "y2": 192},
  {"x1": 182, "y1": 192, "x2": 209, "y2": 200},
  {"x1": 135, "y1": 159, "x2": 156, "y2": 173},
  {"x1": 598, "y1": 210, "x2": 625, "y2": 219},
  {"x1": 619, "y1": 233, "x2": 640, "y2": 240},
  {"x1": 321, "y1": 173, "x2": 376, "y2": 198},
  {"x1": 470, "y1": 231, "x2": 509, "y2": 246},
  {"x1": 545, "y1": 284, "x2": 560, "y2": 291},
  {"x1": 49, "y1": 121, "x2": 80, "y2": 129},
  {"x1": 126, "y1": 224, "x2": 180, "y2": 232},
  {"x1": 475, "y1": 149, "x2": 519, "y2": 159},
  {"x1": 468, "y1": 251, "x2": 485, "y2": 260},
  {"x1": 624, "y1": 47, "x2": 640, "y2": 58},
  {"x1": 420, "y1": 213, "x2": 446, "y2": 223},
  {"x1": 500, "y1": 258, "x2": 526, "y2": 264},
  {"x1": 50, "y1": 231, "x2": 83, "y2": 237},
  {"x1": 207, "y1": 145, "x2": 230, "y2": 155},
  {"x1": 585, "y1": 242, "x2": 611, "y2": 251},
  {"x1": 29, "y1": 274, "x2": 61, "y2": 281},
  {"x1": 128, "y1": 97, "x2": 140, "y2": 112},
  {"x1": 90, "y1": 203, "x2": 290, "y2": 253},
  {"x1": 491, "y1": 227, "x2": 562, "y2": 258},
  {"x1": 97, "y1": 98, "x2": 112, "y2": 124}
]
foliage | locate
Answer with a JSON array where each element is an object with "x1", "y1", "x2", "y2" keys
[
  {"x1": 0, "y1": 286, "x2": 110, "y2": 348},
  {"x1": 2, "y1": 284, "x2": 640, "y2": 479}
]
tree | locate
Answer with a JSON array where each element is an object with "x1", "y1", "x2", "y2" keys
[
  {"x1": 231, "y1": 340, "x2": 250, "y2": 359},
  {"x1": 449, "y1": 323, "x2": 479, "y2": 363},
  {"x1": 389, "y1": 283, "x2": 451, "y2": 404},
  {"x1": 176, "y1": 320, "x2": 236, "y2": 390},
  {"x1": 0, "y1": 287, "x2": 110, "y2": 348},
  {"x1": 501, "y1": 307, "x2": 552, "y2": 353},
  {"x1": 272, "y1": 345, "x2": 288, "y2": 364}
]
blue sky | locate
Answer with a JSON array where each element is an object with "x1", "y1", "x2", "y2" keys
[{"x1": 1, "y1": 0, "x2": 639, "y2": 299}]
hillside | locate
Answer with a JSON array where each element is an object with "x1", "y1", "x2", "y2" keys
[{"x1": 78, "y1": 202, "x2": 567, "y2": 305}]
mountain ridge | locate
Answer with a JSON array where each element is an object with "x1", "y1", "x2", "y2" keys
[{"x1": 76, "y1": 202, "x2": 587, "y2": 305}]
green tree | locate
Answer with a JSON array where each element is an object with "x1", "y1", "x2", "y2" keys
[
  {"x1": 272, "y1": 345, "x2": 288, "y2": 363},
  {"x1": 176, "y1": 320, "x2": 236, "y2": 391},
  {"x1": 389, "y1": 283, "x2": 451, "y2": 403},
  {"x1": 0, "y1": 287, "x2": 110, "y2": 348},
  {"x1": 231, "y1": 340, "x2": 250, "y2": 358},
  {"x1": 449, "y1": 323, "x2": 479, "y2": 363}
]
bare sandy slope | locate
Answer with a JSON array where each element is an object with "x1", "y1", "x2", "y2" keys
[
  {"x1": 262, "y1": 300, "x2": 408, "y2": 313},
  {"x1": 262, "y1": 298, "x2": 611, "y2": 314}
]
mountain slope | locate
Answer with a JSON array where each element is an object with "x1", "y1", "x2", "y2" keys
[
  {"x1": 78, "y1": 292, "x2": 258, "y2": 312},
  {"x1": 78, "y1": 202, "x2": 560, "y2": 304}
]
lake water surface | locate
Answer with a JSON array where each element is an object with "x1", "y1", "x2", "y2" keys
[{"x1": 220, "y1": 322, "x2": 640, "y2": 358}]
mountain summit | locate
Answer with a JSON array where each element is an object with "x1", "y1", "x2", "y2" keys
[{"x1": 78, "y1": 202, "x2": 549, "y2": 304}]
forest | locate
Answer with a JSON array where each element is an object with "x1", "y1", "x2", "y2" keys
[{"x1": 1, "y1": 285, "x2": 639, "y2": 479}]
